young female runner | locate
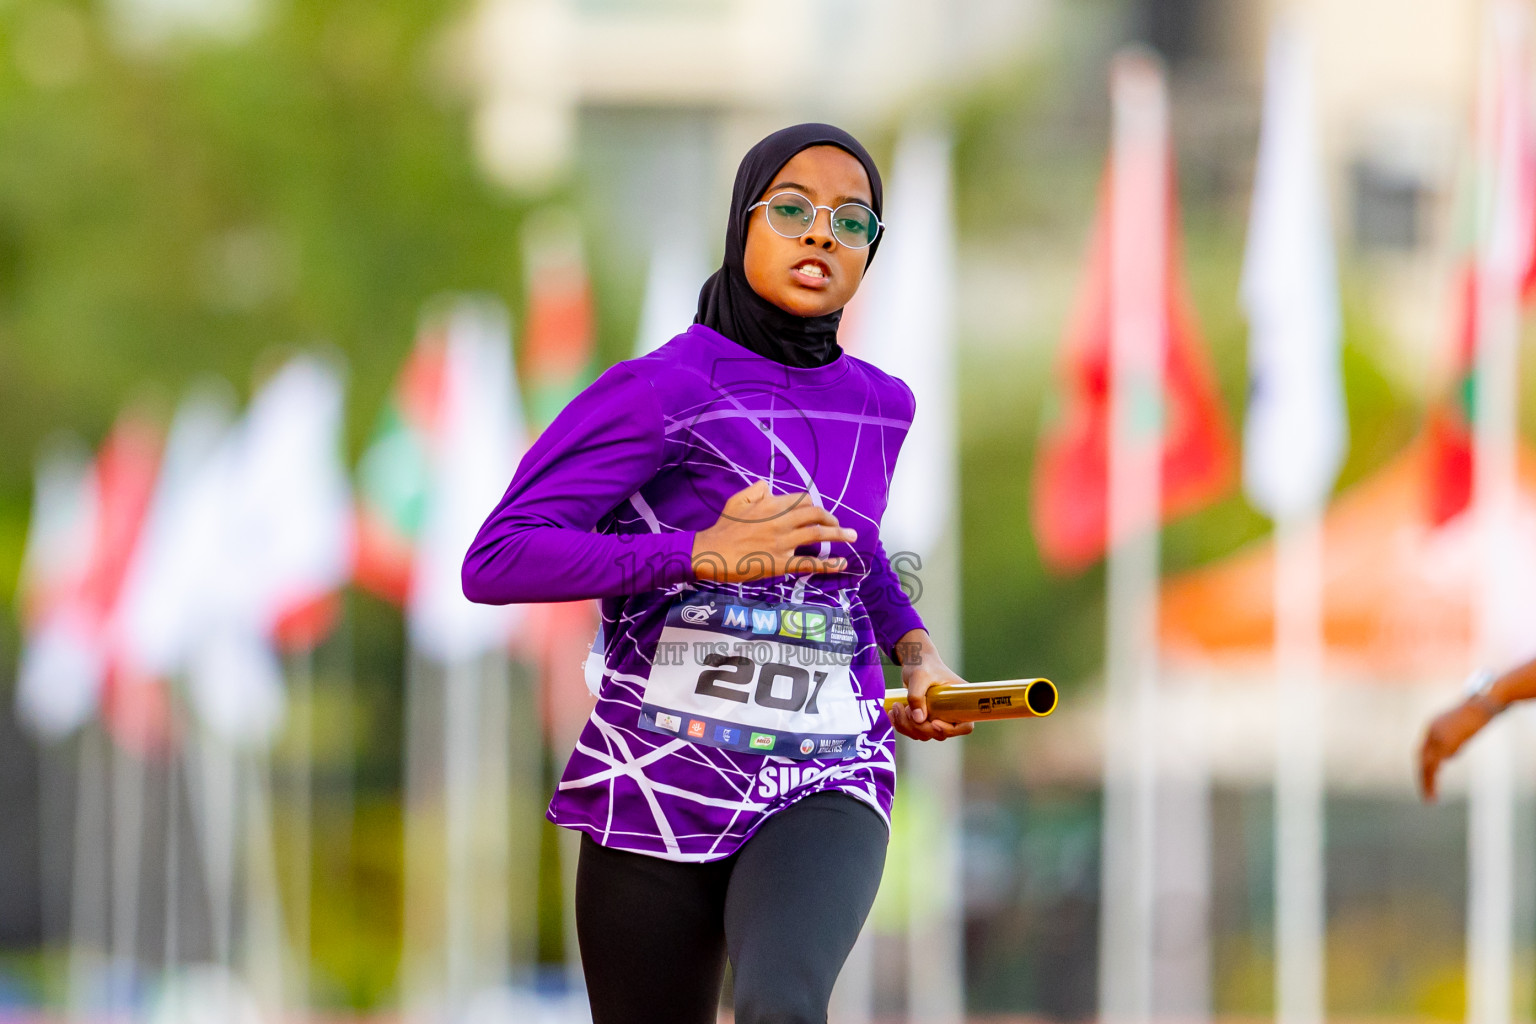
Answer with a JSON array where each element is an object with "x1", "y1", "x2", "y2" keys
[
  {"x1": 1420, "y1": 656, "x2": 1536, "y2": 800},
  {"x1": 463, "y1": 123, "x2": 970, "y2": 1024}
]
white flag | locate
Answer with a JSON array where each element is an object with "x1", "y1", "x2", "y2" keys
[
  {"x1": 1241, "y1": 23, "x2": 1346, "y2": 520},
  {"x1": 634, "y1": 234, "x2": 709, "y2": 357},
  {"x1": 229, "y1": 354, "x2": 354, "y2": 636},
  {"x1": 14, "y1": 438, "x2": 104, "y2": 739},
  {"x1": 857, "y1": 127, "x2": 959, "y2": 555},
  {"x1": 112, "y1": 383, "x2": 238, "y2": 682},
  {"x1": 192, "y1": 354, "x2": 353, "y2": 745},
  {"x1": 125, "y1": 358, "x2": 354, "y2": 747},
  {"x1": 408, "y1": 300, "x2": 527, "y2": 664}
]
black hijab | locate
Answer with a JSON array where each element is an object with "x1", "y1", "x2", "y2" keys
[{"x1": 695, "y1": 123, "x2": 884, "y2": 369}]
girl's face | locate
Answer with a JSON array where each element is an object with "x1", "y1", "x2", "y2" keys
[{"x1": 742, "y1": 145, "x2": 874, "y2": 318}]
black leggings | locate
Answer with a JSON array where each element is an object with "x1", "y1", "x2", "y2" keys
[{"x1": 575, "y1": 791, "x2": 888, "y2": 1024}]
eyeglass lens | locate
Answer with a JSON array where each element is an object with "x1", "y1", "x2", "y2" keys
[{"x1": 763, "y1": 192, "x2": 878, "y2": 248}]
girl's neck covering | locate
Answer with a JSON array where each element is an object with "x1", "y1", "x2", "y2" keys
[{"x1": 695, "y1": 123, "x2": 884, "y2": 369}]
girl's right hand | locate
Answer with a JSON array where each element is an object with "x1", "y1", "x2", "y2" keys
[{"x1": 691, "y1": 480, "x2": 855, "y2": 583}]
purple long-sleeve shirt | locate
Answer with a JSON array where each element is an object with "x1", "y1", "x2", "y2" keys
[{"x1": 463, "y1": 323, "x2": 924, "y2": 860}]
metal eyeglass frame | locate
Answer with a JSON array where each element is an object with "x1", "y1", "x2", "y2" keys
[{"x1": 746, "y1": 190, "x2": 884, "y2": 249}]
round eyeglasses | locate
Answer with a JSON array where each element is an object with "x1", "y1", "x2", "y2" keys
[{"x1": 747, "y1": 191, "x2": 884, "y2": 249}]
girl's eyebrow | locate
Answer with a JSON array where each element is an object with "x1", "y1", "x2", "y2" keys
[{"x1": 767, "y1": 180, "x2": 872, "y2": 207}]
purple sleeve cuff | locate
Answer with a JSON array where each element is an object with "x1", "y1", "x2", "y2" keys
[{"x1": 879, "y1": 603, "x2": 927, "y2": 664}]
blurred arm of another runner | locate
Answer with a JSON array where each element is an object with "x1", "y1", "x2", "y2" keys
[{"x1": 1419, "y1": 656, "x2": 1536, "y2": 802}]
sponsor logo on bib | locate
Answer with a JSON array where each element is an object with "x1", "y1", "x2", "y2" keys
[
  {"x1": 750, "y1": 732, "x2": 775, "y2": 750},
  {"x1": 680, "y1": 603, "x2": 715, "y2": 625},
  {"x1": 655, "y1": 712, "x2": 682, "y2": 733},
  {"x1": 713, "y1": 725, "x2": 741, "y2": 745},
  {"x1": 779, "y1": 608, "x2": 828, "y2": 642},
  {"x1": 799, "y1": 738, "x2": 816, "y2": 755},
  {"x1": 687, "y1": 720, "x2": 706, "y2": 738},
  {"x1": 723, "y1": 605, "x2": 750, "y2": 629},
  {"x1": 750, "y1": 608, "x2": 779, "y2": 634}
]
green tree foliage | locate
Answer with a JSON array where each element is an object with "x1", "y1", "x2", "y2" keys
[{"x1": 0, "y1": 0, "x2": 537, "y2": 603}]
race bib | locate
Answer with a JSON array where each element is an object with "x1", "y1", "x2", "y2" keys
[{"x1": 638, "y1": 592, "x2": 867, "y2": 760}]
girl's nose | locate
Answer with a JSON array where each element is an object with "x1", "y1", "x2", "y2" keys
[{"x1": 803, "y1": 212, "x2": 836, "y2": 250}]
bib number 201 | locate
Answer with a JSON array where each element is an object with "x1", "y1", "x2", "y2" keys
[{"x1": 695, "y1": 654, "x2": 829, "y2": 714}]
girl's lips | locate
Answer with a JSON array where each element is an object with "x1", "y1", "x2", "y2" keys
[{"x1": 790, "y1": 258, "x2": 832, "y2": 289}]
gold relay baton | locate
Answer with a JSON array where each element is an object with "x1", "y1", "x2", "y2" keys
[{"x1": 883, "y1": 678, "x2": 1058, "y2": 724}]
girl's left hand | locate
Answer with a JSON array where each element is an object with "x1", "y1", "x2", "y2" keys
[{"x1": 888, "y1": 628, "x2": 974, "y2": 742}]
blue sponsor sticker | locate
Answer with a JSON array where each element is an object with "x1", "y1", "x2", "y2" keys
[
  {"x1": 722, "y1": 605, "x2": 750, "y2": 629},
  {"x1": 713, "y1": 725, "x2": 741, "y2": 745},
  {"x1": 750, "y1": 608, "x2": 779, "y2": 634}
]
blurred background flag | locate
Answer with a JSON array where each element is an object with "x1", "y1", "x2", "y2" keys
[
  {"x1": 112, "y1": 385, "x2": 237, "y2": 688},
  {"x1": 16, "y1": 409, "x2": 164, "y2": 743},
  {"x1": 179, "y1": 355, "x2": 353, "y2": 746},
  {"x1": 407, "y1": 302, "x2": 525, "y2": 663},
  {"x1": 355, "y1": 337, "x2": 444, "y2": 607},
  {"x1": 15, "y1": 437, "x2": 104, "y2": 740},
  {"x1": 633, "y1": 234, "x2": 709, "y2": 358},
  {"x1": 241, "y1": 355, "x2": 354, "y2": 655},
  {"x1": 1241, "y1": 24, "x2": 1346, "y2": 523},
  {"x1": 1240, "y1": 20, "x2": 1344, "y2": 1024},
  {"x1": 1030, "y1": 115, "x2": 1234, "y2": 575},
  {"x1": 522, "y1": 211, "x2": 596, "y2": 431},
  {"x1": 356, "y1": 296, "x2": 537, "y2": 657},
  {"x1": 1426, "y1": 2, "x2": 1536, "y2": 529}
]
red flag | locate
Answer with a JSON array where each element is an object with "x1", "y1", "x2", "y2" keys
[
  {"x1": 1031, "y1": 168, "x2": 1235, "y2": 573},
  {"x1": 1425, "y1": 269, "x2": 1479, "y2": 526}
]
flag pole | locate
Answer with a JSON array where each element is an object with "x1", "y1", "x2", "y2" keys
[
  {"x1": 287, "y1": 648, "x2": 315, "y2": 1023},
  {"x1": 443, "y1": 654, "x2": 479, "y2": 1014},
  {"x1": 400, "y1": 646, "x2": 439, "y2": 1024},
  {"x1": 1468, "y1": 7, "x2": 1529, "y2": 1024},
  {"x1": 890, "y1": 124, "x2": 965, "y2": 1024},
  {"x1": 39, "y1": 738, "x2": 71, "y2": 1015},
  {"x1": 1240, "y1": 22, "x2": 1342, "y2": 1024},
  {"x1": 1098, "y1": 48, "x2": 1169, "y2": 1024},
  {"x1": 110, "y1": 733, "x2": 146, "y2": 1021},
  {"x1": 161, "y1": 702, "x2": 182, "y2": 1015},
  {"x1": 68, "y1": 724, "x2": 109, "y2": 1024},
  {"x1": 243, "y1": 745, "x2": 286, "y2": 1020},
  {"x1": 1274, "y1": 512, "x2": 1326, "y2": 1024}
]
